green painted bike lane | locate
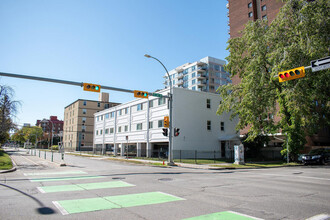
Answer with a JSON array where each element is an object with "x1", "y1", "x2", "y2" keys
[
  {"x1": 38, "y1": 180, "x2": 134, "y2": 193},
  {"x1": 53, "y1": 191, "x2": 185, "y2": 215}
]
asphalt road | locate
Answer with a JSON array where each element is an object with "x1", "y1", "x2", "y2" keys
[{"x1": 1, "y1": 148, "x2": 329, "y2": 220}]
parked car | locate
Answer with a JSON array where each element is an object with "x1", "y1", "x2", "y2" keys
[{"x1": 301, "y1": 148, "x2": 330, "y2": 165}]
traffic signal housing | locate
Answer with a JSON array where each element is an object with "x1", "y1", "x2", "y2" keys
[
  {"x1": 174, "y1": 128, "x2": 180, "y2": 137},
  {"x1": 134, "y1": 90, "x2": 149, "y2": 99},
  {"x1": 83, "y1": 83, "x2": 101, "y2": 93},
  {"x1": 278, "y1": 66, "x2": 305, "y2": 82},
  {"x1": 164, "y1": 116, "x2": 169, "y2": 128},
  {"x1": 162, "y1": 128, "x2": 168, "y2": 137}
]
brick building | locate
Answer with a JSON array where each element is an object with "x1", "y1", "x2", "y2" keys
[{"x1": 36, "y1": 116, "x2": 64, "y2": 135}]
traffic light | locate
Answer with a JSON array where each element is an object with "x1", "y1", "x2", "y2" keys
[
  {"x1": 134, "y1": 90, "x2": 149, "y2": 99},
  {"x1": 164, "y1": 116, "x2": 169, "y2": 128},
  {"x1": 278, "y1": 66, "x2": 305, "y2": 82},
  {"x1": 174, "y1": 128, "x2": 180, "y2": 137},
  {"x1": 83, "y1": 83, "x2": 101, "y2": 92},
  {"x1": 162, "y1": 128, "x2": 168, "y2": 137}
]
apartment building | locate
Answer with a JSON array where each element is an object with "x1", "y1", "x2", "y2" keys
[
  {"x1": 63, "y1": 93, "x2": 119, "y2": 151},
  {"x1": 94, "y1": 87, "x2": 239, "y2": 159},
  {"x1": 164, "y1": 56, "x2": 231, "y2": 93},
  {"x1": 36, "y1": 116, "x2": 64, "y2": 136}
]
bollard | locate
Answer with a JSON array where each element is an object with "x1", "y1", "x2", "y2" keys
[
  {"x1": 39, "y1": 150, "x2": 40, "y2": 157},
  {"x1": 44, "y1": 150, "x2": 46, "y2": 159},
  {"x1": 51, "y1": 151, "x2": 53, "y2": 162}
]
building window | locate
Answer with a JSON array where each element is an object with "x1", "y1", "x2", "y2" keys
[
  {"x1": 158, "y1": 97, "x2": 166, "y2": 105},
  {"x1": 82, "y1": 117, "x2": 86, "y2": 123},
  {"x1": 97, "y1": 116, "x2": 99, "y2": 121},
  {"x1": 158, "y1": 120, "x2": 164, "y2": 128},
  {"x1": 137, "y1": 104, "x2": 143, "y2": 111},
  {"x1": 248, "y1": 12, "x2": 253, "y2": 17},
  {"x1": 101, "y1": 115, "x2": 103, "y2": 120},
  {"x1": 125, "y1": 107, "x2": 129, "y2": 114},
  {"x1": 149, "y1": 100, "x2": 154, "y2": 108},
  {"x1": 192, "y1": 79, "x2": 196, "y2": 85},
  {"x1": 83, "y1": 101, "x2": 87, "y2": 106},
  {"x1": 192, "y1": 86, "x2": 196, "y2": 90},
  {"x1": 118, "y1": 109, "x2": 122, "y2": 116},
  {"x1": 118, "y1": 126, "x2": 122, "y2": 133},
  {"x1": 125, "y1": 125, "x2": 128, "y2": 132},
  {"x1": 105, "y1": 113, "x2": 109, "y2": 119},
  {"x1": 248, "y1": 2, "x2": 252, "y2": 8},
  {"x1": 207, "y1": 99, "x2": 211, "y2": 109},
  {"x1": 96, "y1": 130, "x2": 99, "y2": 135},
  {"x1": 97, "y1": 102, "x2": 100, "y2": 107},
  {"x1": 220, "y1": 122, "x2": 225, "y2": 131},
  {"x1": 100, "y1": 129, "x2": 103, "y2": 135},
  {"x1": 136, "y1": 123, "x2": 142, "y2": 130},
  {"x1": 261, "y1": 5, "x2": 266, "y2": 11},
  {"x1": 82, "y1": 125, "x2": 86, "y2": 132},
  {"x1": 105, "y1": 103, "x2": 109, "y2": 109},
  {"x1": 82, "y1": 109, "x2": 87, "y2": 114},
  {"x1": 110, "y1": 112, "x2": 115, "y2": 118},
  {"x1": 207, "y1": 121, "x2": 211, "y2": 131},
  {"x1": 149, "y1": 121, "x2": 153, "y2": 129},
  {"x1": 192, "y1": 72, "x2": 196, "y2": 78},
  {"x1": 110, "y1": 128, "x2": 114, "y2": 134},
  {"x1": 105, "y1": 128, "x2": 109, "y2": 134}
]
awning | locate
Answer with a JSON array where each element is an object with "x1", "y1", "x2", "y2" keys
[{"x1": 218, "y1": 134, "x2": 240, "y2": 141}]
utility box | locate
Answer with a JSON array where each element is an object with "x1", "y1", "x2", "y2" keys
[{"x1": 234, "y1": 144, "x2": 245, "y2": 165}]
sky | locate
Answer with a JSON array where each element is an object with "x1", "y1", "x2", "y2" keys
[{"x1": 0, "y1": 0, "x2": 230, "y2": 126}]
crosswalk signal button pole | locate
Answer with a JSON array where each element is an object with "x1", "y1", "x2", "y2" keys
[
  {"x1": 134, "y1": 90, "x2": 149, "y2": 99},
  {"x1": 83, "y1": 83, "x2": 101, "y2": 92},
  {"x1": 278, "y1": 66, "x2": 305, "y2": 82}
]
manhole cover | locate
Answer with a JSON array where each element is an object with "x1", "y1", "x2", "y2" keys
[
  {"x1": 112, "y1": 177, "x2": 125, "y2": 180},
  {"x1": 158, "y1": 178, "x2": 173, "y2": 181}
]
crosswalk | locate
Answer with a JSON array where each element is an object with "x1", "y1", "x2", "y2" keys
[{"x1": 24, "y1": 170, "x2": 264, "y2": 219}]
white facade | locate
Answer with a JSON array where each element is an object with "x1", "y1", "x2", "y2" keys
[
  {"x1": 94, "y1": 87, "x2": 239, "y2": 159},
  {"x1": 164, "y1": 56, "x2": 231, "y2": 93}
]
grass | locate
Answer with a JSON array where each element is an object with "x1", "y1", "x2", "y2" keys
[
  {"x1": 212, "y1": 162, "x2": 300, "y2": 169},
  {"x1": 0, "y1": 149, "x2": 13, "y2": 170}
]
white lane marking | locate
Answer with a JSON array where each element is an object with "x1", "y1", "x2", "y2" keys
[
  {"x1": 227, "y1": 211, "x2": 264, "y2": 220},
  {"x1": 37, "y1": 187, "x2": 46, "y2": 193},
  {"x1": 52, "y1": 201, "x2": 69, "y2": 215},
  {"x1": 306, "y1": 213, "x2": 330, "y2": 220}
]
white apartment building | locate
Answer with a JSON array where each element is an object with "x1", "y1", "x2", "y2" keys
[
  {"x1": 94, "y1": 87, "x2": 239, "y2": 159},
  {"x1": 164, "y1": 56, "x2": 231, "y2": 93}
]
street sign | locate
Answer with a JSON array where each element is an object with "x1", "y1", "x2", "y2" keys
[
  {"x1": 311, "y1": 56, "x2": 330, "y2": 72},
  {"x1": 151, "y1": 93, "x2": 163, "y2": 98}
]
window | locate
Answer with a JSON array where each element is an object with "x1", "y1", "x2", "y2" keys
[
  {"x1": 82, "y1": 117, "x2": 86, "y2": 123},
  {"x1": 100, "y1": 129, "x2": 103, "y2": 135},
  {"x1": 125, "y1": 125, "x2": 128, "y2": 132},
  {"x1": 96, "y1": 130, "x2": 99, "y2": 135},
  {"x1": 97, "y1": 102, "x2": 100, "y2": 107},
  {"x1": 261, "y1": 5, "x2": 266, "y2": 11},
  {"x1": 110, "y1": 112, "x2": 115, "y2": 118},
  {"x1": 149, "y1": 121, "x2": 153, "y2": 129},
  {"x1": 83, "y1": 101, "x2": 87, "y2": 106},
  {"x1": 118, "y1": 109, "x2": 122, "y2": 116},
  {"x1": 248, "y1": 2, "x2": 252, "y2": 8},
  {"x1": 137, "y1": 104, "x2": 143, "y2": 111},
  {"x1": 192, "y1": 86, "x2": 196, "y2": 91},
  {"x1": 192, "y1": 79, "x2": 196, "y2": 85},
  {"x1": 220, "y1": 122, "x2": 225, "y2": 131},
  {"x1": 118, "y1": 126, "x2": 122, "y2": 133},
  {"x1": 248, "y1": 12, "x2": 253, "y2": 17},
  {"x1": 105, "y1": 113, "x2": 109, "y2": 119},
  {"x1": 110, "y1": 128, "x2": 114, "y2": 134},
  {"x1": 125, "y1": 107, "x2": 129, "y2": 114},
  {"x1": 82, "y1": 109, "x2": 87, "y2": 114},
  {"x1": 149, "y1": 100, "x2": 154, "y2": 108},
  {"x1": 136, "y1": 123, "x2": 142, "y2": 130},
  {"x1": 105, "y1": 103, "x2": 109, "y2": 109},
  {"x1": 158, "y1": 120, "x2": 164, "y2": 128},
  {"x1": 192, "y1": 72, "x2": 196, "y2": 78},
  {"x1": 82, "y1": 134, "x2": 85, "y2": 140},
  {"x1": 97, "y1": 116, "x2": 100, "y2": 121},
  {"x1": 105, "y1": 128, "x2": 109, "y2": 134},
  {"x1": 207, "y1": 99, "x2": 211, "y2": 109},
  {"x1": 101, "y1": 115, "x2": 103, "y2": 120},
  {"x1": 207, "y1": 121, "x2": 211, "y2": 131},
  {"x1": 158, "y1": 97, "x2": 166, "y2": 106}
]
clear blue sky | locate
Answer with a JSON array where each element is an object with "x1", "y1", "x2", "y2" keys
[{"x1": 0, "y1": 0, "x2": 229, "y2": 126}]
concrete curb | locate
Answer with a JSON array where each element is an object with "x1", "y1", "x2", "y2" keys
[{"x1": 0, "y1": 154, "x2": 17, "y2": 174}]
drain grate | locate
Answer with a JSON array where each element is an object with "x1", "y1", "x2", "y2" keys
[{"x1": 158, "y1": 178, "x2": 173, "y2": 181}]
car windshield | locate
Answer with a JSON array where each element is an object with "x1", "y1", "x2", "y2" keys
[{"x1": 308, "y1": 149, "x2": 324, "y2": 155}]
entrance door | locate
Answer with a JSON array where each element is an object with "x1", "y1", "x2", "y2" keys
[{"x1": 221, "y1": 141, "x2": 226, "y2": 158}]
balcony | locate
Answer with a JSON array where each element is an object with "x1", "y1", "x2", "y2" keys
[
  {"x1": 197, "y1": 81, "x2": 207, "y2": 87},
  {"x1": 197, "y1": 73, "x2": 206, "y2": 79},
  {"x1": 177, "y1": 73, "x2": 183, "y2": 79},
  {"x1": 176, "y1": 67, "x2": 184, "y2": 73},
  {"x1": 197, "y1": 67, "x2": 206, "y2": 72},
  {"x1": 196, "y1": 61, "x2": 206, "y2": 66}
]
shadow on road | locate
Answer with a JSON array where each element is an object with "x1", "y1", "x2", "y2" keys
[{"x1": 0, "y1": 183, "x2": 56, "y2": 215}]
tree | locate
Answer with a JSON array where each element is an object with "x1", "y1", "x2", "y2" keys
[
  {"x1": 217, "y1": 0, "x2": 330, "y2": 160},
  {"x1": 11, "y1": 126, "x2": 43, "y2": 145},
  {"x1": 0, "y1": 85, "x2": 20, "y2": 144}
]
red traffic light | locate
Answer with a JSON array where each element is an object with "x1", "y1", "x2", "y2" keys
[{"x1": 278, "y1": 67, "x2": 305, "y2": 82}]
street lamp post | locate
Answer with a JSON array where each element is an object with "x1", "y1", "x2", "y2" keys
[{"x1": 144, "y1": 54, "x2": 174, "y2": 165}]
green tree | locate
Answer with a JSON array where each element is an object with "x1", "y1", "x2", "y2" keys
[
  {"x1": 0, "y1": 85, "x2": 20, "y2": 144},
  {"x1": 12, "y1": 126, "x2": 43, "y2": 145},
  {"x1": 218, "y1": 0, "x2": 330, "y2": 160}
]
